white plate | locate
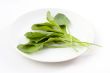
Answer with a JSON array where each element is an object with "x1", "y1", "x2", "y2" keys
[{"x1": 11, "y1": 8, "x2": 94, "y2": 62}]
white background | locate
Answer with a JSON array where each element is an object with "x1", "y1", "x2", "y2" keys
[{"x1": 0, "y1": 0, "x2": 109, "y2": 73}]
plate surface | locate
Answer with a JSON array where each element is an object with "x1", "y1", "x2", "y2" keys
[{"x1": 11, "y1": 8, "x2": 94, "y2": 62}]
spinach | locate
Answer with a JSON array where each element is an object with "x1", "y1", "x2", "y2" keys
[
  {"x1": 54, "y1": 13, "x2": 70, "y2": 26},
  {"x1": 17, "y1": 11, "x2": 97, "y2": 54},
  {"x1": 17, "y1": 43, "x2": 43, "y2": 53}
]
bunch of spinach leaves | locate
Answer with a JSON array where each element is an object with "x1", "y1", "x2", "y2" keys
[{"x1": 17, "y1": 11, "x2": 95, "y2": 54}]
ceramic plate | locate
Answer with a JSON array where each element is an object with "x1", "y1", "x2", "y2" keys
[{"x1": 11, "y1": 8, "x2": 94, "y2": 62}]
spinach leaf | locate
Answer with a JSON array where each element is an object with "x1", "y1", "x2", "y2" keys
[
  {"x1": 33, "y1": 22, "x2": 54, "y2": 27},
  {"x1": 47, "y1": 11, "x2": 54, "y2": 22},
  {"x1": 54, "y1": 13, "x2": 70, "y2": 26},
  {"x1": 17, "y1": 43, "x2": 43, "y2": 53},
  {"x1": 25, "y1": 32, "x2": 47, "y2": 39},
  {"x1": 32, "y1": 24, "x2": 60, "y2": 32},
  {"x1": 47, "y1": 11, "x2": 63, "y2": 32}
]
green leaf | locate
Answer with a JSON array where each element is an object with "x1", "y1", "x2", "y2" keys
[
  {"x1": 54, "y1": 13, "x2": 70, "y2": 26},
  {"x1": 25, "y1": 32, "x2": 53, "y2": 43},
  {"x1": 32, "y1": 24, "x2": 60, "y2": 32},
  {"x1": 47, "y1": 11, "x2": 63, "y2": 32},
  {"x1": 47, "y1": 11, "x2": 54, "y2": 22},
  {"x1": 17, "y1": 43, "x2": 43, "y2": 53},
  {"x1": 24, "y1": 32, "x2": 47, "y2": 39},
  {"x1": 24, "y1": 32, "x2": 48, "y2": 43},
  {"x1": 37, "y1": 32, "x2": 64, "y2": 43},
  {"x1": 33, "y1": 22, "x2": 54, "y2": 27}
]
